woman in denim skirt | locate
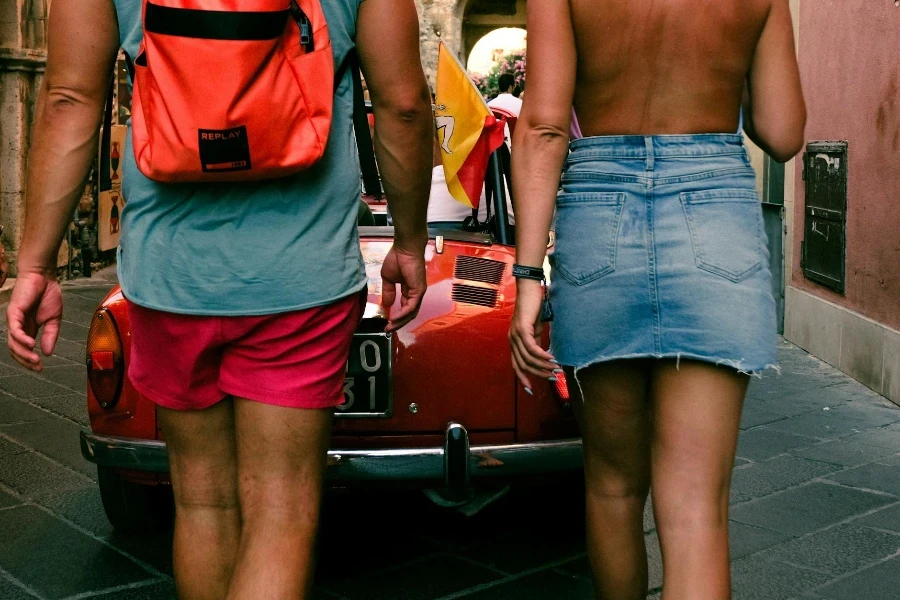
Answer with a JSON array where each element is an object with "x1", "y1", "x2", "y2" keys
[{"x1": 509, "y1": 1, "x2": 805, "y2": 597}]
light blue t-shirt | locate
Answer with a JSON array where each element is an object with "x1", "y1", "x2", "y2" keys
[{"x1": 113, "y1": 0, "x2": 367, "y2": 315}]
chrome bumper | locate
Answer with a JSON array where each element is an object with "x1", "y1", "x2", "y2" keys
[{"x1": 80, "y1": 423, "x2": 583, "y2": 490}]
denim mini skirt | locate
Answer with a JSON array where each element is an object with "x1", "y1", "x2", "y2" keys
[{"x1": 549, "y1": 134, "x2": 777, "y2": 374}]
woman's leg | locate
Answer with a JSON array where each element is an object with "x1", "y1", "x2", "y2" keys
[
  {"x1": 157, "y1": 399, "x2": 241, "y2": 600},
  {"x1": 649, "y1": 360, "x2": 748, "y2": 599},
  {"x1": 571, "y1": 360, "x2": 653, "y2": 600},
  {"x1": 226, "y1": 400, "x2": 333, "y2": 600}
]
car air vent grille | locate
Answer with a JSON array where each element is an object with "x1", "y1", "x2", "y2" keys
[
  {"x1": 451, "y1": 284, "x2": 499, "y2": 308},
  {"x1": 454, "y1": 256, "x2": 506, "y2": 285}
]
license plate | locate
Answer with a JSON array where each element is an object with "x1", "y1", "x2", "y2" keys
[{"x1": 336, "y1": 332, "x2": 392, "y2": 418}]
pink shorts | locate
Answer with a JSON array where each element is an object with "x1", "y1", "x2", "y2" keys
[{"x1": 126, "y1": 292, "x2": 364, "y2": 411}]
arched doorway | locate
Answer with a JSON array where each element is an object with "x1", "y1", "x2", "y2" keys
[
  {"x1": 457, "y1": 0, "x2": 525, "y2": 65},
  {"x1": 467, "y1": 27, "x2": 526, "y2": 76}
]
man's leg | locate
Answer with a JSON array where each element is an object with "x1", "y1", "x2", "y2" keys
[
  {"x1": 649, "y1": 360, "x2": 747, "y2": 599},
  {"x1": 226, "y1": 400, "x2": 333, "y2": 600},
  {"x1": 158, "y1": 399, "x2": 241, "y2": 600},
  {"x1": 571, "y1": 360, "x2": 653, "y2": 600}
]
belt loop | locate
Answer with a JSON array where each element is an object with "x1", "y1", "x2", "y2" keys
[{"x1": 644, "y1": 136, "x2": 655, "y2": 171}]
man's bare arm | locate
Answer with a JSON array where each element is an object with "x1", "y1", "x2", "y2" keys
[
  {"x1": 357, "y1": 0, "x2": 433, "y2": 253},
  {"x1": 17, "y1": 0, "x2": 120, "y2": 276}
]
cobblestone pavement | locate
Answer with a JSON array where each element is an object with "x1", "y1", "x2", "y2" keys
[{"x1": 0, "y1": 272, "x2": 899, "y2": 599}]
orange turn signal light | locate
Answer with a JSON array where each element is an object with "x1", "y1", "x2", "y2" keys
[{"x1": 86, "y1": 309, "x2": 123, "y2": 409}]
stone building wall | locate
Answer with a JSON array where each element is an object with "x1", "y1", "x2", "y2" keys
[{"x1": 0, "y1": 0, "x2": 48, "y2": 277}]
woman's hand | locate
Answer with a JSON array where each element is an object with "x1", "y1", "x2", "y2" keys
[{"x1": 509, "y1": 279, "x2": 558, "y2": 394}]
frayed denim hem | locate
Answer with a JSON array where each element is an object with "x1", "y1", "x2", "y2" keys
[{"x1": 566, "y1": 352, "x2": 780, "y2": 403}]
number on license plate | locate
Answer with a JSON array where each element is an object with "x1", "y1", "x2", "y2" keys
[{"x1": 336, "y1": 334, "x2": 391, "y2": 417}]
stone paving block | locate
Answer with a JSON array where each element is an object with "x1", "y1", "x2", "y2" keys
[
  {"x1": 0, "y1": 505, "x2": 154, "y2": 599},
  {"x1": 462, "y1": 518, "x2": 587, "y2": 574},
  {"x1": 792, "y1": 439, "x2": 898, "y2": 467},
  {"x1": 731, "y1": 556, "x2": 832, "y2": 600},
  {"x1": 737, "y1": 427, "x2": 817, "y2": 461},
  {"x1": 731, "y1": 482, "x2": 895, "y2": 536},
  {"x1": 824, "y1": 403, "x2": 900, "y2": 428},
  {"x1": 458, "y1": 569, "x2": 594, "y2": 600},
  {"x1": 730, "y1": 456, "x2": 839, "y2": 504},
  {"x1": 0, "y1": 437, "x2": 27, "y2": 457},
  {"x1": 846, "y1": 427, "x2": 900, "y2": 450},
  {"x1": 35, "y1": 486, "x2": 175, "y2": 576},
  {"x1": 58, "y1": 308, "x2": 94, "y2": 328},
  {"x1": 79, "y1": 581, "x2": 177, "y2": 600},
  {"x1": 25, "y1": 394, "x2": 89, "y2": 427},
  {"x1": 0, "y1": 448, "x2": 92, "y2": 498},
  {"x1": 316, "y1": 496, "x2": 449, "y2": 584},
  {"x1": 729, "y1": 521, "x2": 794, "y2": 561},
  {"x1": 65, "y1": 287, "x2": 117, "y2": 303},
  {"x1": 557, "y1": 532, "x2": 662, "y2": 592},
  {"x1": 765, "y1": 409, "x2": 883, "y2": 440},
  {"x1": 0, "y1": 396, "x2": 48, "y2": 425},
  {"x1": 766, "y1": 523, "x2": 900, "y2": 576},
  {"x1": 0, "y1": 487, "x2": 23, "y2": 509},
  {"x1": 0, "y1": 577, "x2": 35, "y2": 600},
  {"x1": 0, "y1": 376, "x2": 74, "y2": 400},
  {"x1": 57, "y1": 320, "x2": 90, "y2": 344},
  {"x1": 826, "y1": 463, "x2": 900, "y2": 496},
  {"x1": 0, "y1": 364, "x2": 23, "y2": 378},
  {"x1": 854, "y1": 502, "x2": 900, "y2": 533},
  {"x1": 62, "y1": 291, "x2": 110, "y2": 312},
  {"x1": 643, "y1": 495, "x2": 655, "y2": 532},
  {"x1": 45, "y1": 338, "x2": 87, "y2": 365},
  {"x1": 35, "y1": 365, "x2": 86, "y2": 394},
  {"x1": 0, "y1": 351, "x2": 71, "y2": 370},
  {"x1": 0, "y1": 417, "x2": 94, "y2": 477},
  {"x1": 324, "y1": 554, "x2": 502, "y2": 600},
  {"x1": 740, "y1": 406, "x2": 788, "y2": 430},
  {"x1": 815, "y1": 554, "x2": 900, "y2": 600}
]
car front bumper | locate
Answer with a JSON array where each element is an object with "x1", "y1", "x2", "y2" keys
[{"x1": 80, "y1": 423, "x2": 583, "y2": 490}]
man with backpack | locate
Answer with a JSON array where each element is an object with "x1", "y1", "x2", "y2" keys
[{"x1": 7, "y1": 0, "x2": 433, "y2": 597}]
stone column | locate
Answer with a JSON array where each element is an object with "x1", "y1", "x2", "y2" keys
[{"x1": 0, "y1": 0, "x2": 47, "y2": 277}]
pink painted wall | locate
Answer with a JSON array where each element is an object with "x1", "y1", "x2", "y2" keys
[{"x1": 793, "y1": 1, "x2": 900, "y2": 330}]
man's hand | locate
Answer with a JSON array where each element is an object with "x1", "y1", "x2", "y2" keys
[
  {"x1": 380, "y1": 245, "x2": 427, "y2": 332},
  {"x1": 7, "y1": 272, "x2": 63, "y2": 372}
]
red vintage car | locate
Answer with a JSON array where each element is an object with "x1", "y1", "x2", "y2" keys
[{"x1": 79, "y1": 99, "x2": 582, "y2": 532}]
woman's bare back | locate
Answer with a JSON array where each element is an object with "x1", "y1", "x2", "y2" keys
[{"x1": 571, "y1": 0, "x2": 772, "y2": 136}]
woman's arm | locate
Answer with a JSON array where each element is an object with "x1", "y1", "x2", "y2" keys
[
  {"x1": 744, "y1": 0, "x2": 806, "y2": 162},
  {"x1": 508, "y1": 0, "x2": 577, "y2": 388}
]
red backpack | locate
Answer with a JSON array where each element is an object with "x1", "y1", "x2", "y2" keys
[{"x1": 131, "y1": 0, "x2": 334, "y2": 183}]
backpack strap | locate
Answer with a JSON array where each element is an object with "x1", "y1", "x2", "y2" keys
[
  {"x1": 347, "y1": 51, "x2": 383, "y2": 199},
  {"x1": 99, "y1": 73, "x2": 115, "y2": 193}
]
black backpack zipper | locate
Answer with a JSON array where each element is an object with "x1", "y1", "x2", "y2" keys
[{"x1": 290, "y1": 0, "x2": 314, "y2": 52}]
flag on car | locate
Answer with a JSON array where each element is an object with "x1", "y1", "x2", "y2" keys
[{"x1": 434, "y1": 42, "x2": 506, "y2": 209}]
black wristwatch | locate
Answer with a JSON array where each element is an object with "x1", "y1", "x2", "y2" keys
[{"x1": 512, "y1": 264, "x2": 545, "y2": 282}]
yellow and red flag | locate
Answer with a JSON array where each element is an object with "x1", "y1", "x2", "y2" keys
[{"x1": 434, "y1": 42, "x2": 506, "y2": 209}]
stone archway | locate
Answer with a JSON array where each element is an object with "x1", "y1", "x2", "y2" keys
[
  {"x1": 413, "y1": 0, "x2": 525, "y2": 85},
  {"x1": 459, "y1": 0, "x2": 525, "y2": 65}
]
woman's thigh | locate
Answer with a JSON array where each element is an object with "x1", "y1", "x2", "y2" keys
[
  {"x1": 650, "y1": 360, "x2": 748, "y2": 511},
  {"x1": 572, "y1": 360, "x2": 653, "y2": 491}
]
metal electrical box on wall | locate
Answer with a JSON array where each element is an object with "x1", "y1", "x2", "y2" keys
[{"x1": 801, "y1": 141, "x2": 848, "y2": 294}]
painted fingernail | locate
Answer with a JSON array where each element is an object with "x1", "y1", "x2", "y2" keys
[
  {"x1": 549, "y1": 359, "x2": 559, "y2": 364},
  {"x1": 553, "y1": 368, "x2": 564, "y2": 374},
  {"x1": 548, "y1": 377, "x2": 558, "y2": 382},
  {"x1": 524, "y1": 387, "x2": 533, "y2": 396}
]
